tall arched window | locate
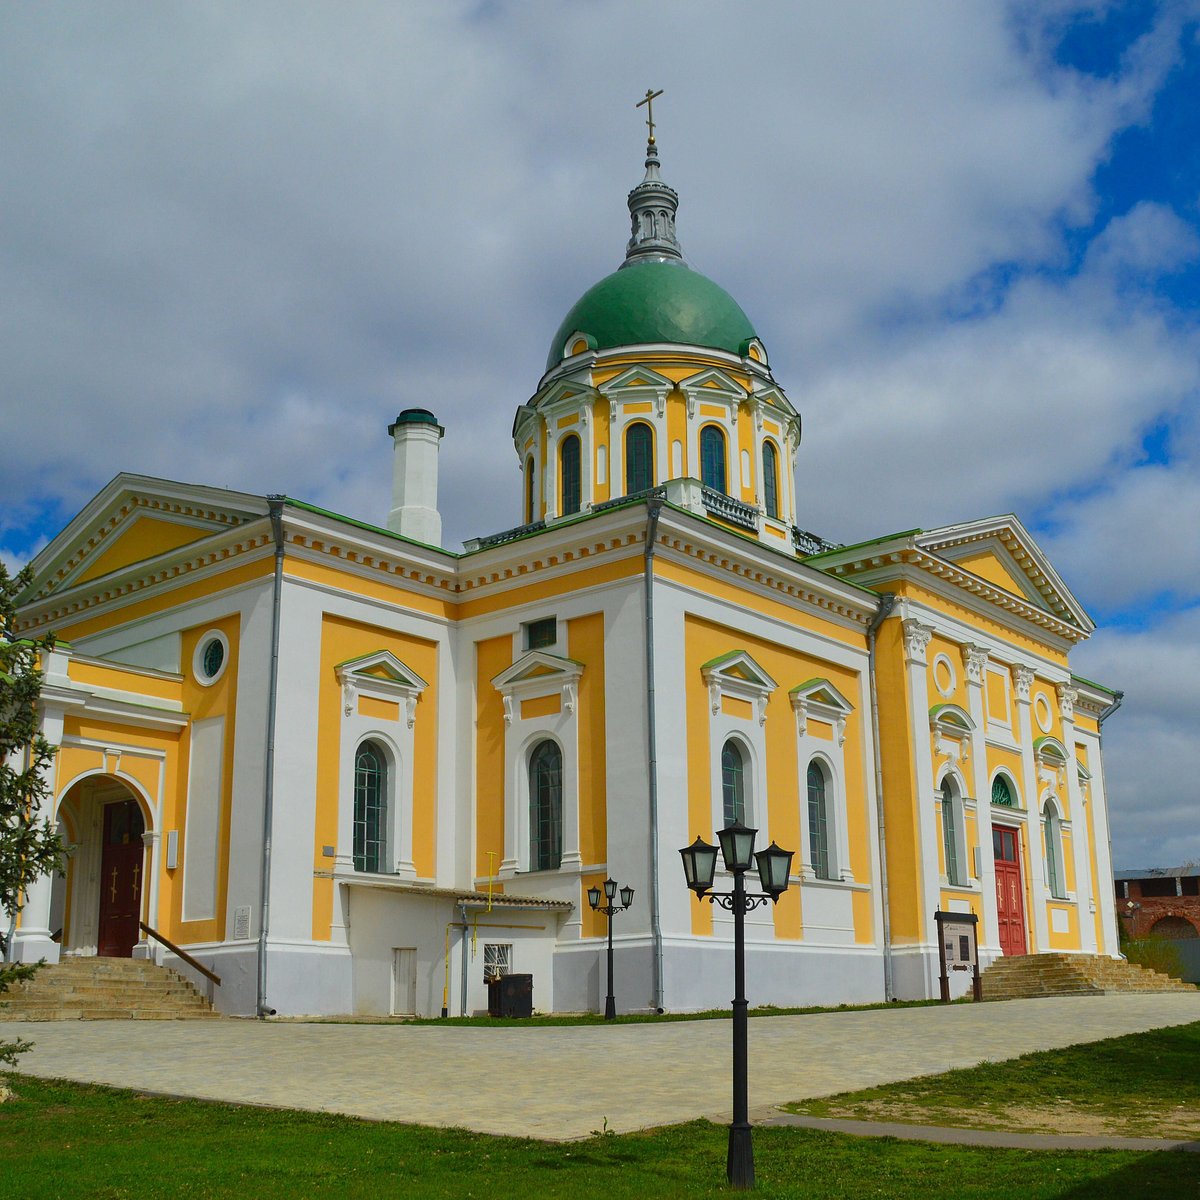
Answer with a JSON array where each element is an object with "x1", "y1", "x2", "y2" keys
[
  {"x1": 525, "y1": 456, "x2": 536, "y2": 524},
  {"x1": 625, "y1": 423, "x2": 653, "y2": 494},
  {"x1": 529, "y1": 740, "x2": 563, "y2": 871},
  {"x1": 354, "y1": 741, "x2": 387, "y2": 873},
  {"x1": 560, "y1": 435, "x2": 581, "y2": 516},
  {"x1": 940, "y1": 778, "x2": 964, "y2": 886},
  {"x1": 1043, "y1": 801, "x2": 1065, "y2": 899},
  {"x1": 700, "y1": 425, "x2": 727, "y2": 494},
  {"x1": 762, "y1": 441, "x2": 780, "y2": 520},
  {"x1": 807, "y1": 761, "x2": 832, "y2": 879},
  {"x1": 721, "y1": 739, "x2": 745, "y2": 826}
]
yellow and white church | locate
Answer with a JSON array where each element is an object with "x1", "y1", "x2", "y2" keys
[{"x1": 8, "y1": 135, "x2": 1122, "y2": 1017}]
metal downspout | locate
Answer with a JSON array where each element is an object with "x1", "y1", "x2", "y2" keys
[
  {"x1": 459, "y1": 902, "x2": 469, "y2": 1016},
  {"x1": 644, "y1": 497, "x2": 665, "y2": 1012},
  {"x1": 1097, "y1": 690, "x2": 1124, "y2": 953},
  {"x1": 867, "y1": 593, "x2": 897, "y2": 1000},
  {"x1": 257, "y1": 496, "x2": 286, "y2": 1018}
]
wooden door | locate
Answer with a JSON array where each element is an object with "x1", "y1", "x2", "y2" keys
[
  {"x1": 993, "y1": 825, "x2": 1027, "y2": 957},
  {"x1": 392, "y1": 948, "x2": 417, "y2": 1016},
  {"x1": 97, "y1": 800, "x2": 145, "y2": 957}
]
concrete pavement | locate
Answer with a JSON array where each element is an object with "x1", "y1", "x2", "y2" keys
[{"x1": 8, "y1": 992, "x2": 1200, "y2": 1141}]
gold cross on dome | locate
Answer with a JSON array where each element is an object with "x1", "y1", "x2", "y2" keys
[{"x1": 636, "y1": 88, "x2": 664, "y2": 144}]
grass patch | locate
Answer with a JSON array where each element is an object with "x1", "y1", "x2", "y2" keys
[
  {"x1": 2, "y1": 1074, "x2": 1197, "y2": 1199},
  {"x1": 789, "y1": 1021, "x2": 1200, "y2": 1139}
]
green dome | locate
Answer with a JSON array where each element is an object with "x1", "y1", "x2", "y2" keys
[{"x1": 545, "y1": 260, "x2": 757, "y2": 371}]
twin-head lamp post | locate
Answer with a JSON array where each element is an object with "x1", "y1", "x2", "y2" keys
[
  {"x1": 587, "y1": 877, "x2": 634, "y2": 1020},
  {"x1": 679, "y1": 821, "x2": 795, "y2": 1191}
]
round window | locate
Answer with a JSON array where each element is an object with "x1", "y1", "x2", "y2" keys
[
  {"x1": 202, "y1": 638, "x2": 225, "y2": 679},
  {"x1": 193, "y1": 630, "x2": 230, "y2": 686}
]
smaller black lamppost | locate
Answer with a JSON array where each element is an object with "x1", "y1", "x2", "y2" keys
[
  {"x1": 588, "y1": 878, "x2": 634, "y2": 1019},
  {"x1": 680, "y1": 823, "x2": 794, "y2": 1191}
]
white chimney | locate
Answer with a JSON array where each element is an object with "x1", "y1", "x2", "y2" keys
[{"x1": 387, "y1": 409, "x2": 444, "y2": 546}]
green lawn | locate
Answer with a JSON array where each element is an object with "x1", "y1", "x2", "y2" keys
[
  {"x1": 2, "y1": 1074, "x2": 1196, "y2": 1199},
  {"x1": 789, "y1": 1020, "x2": 1200, "y2": 1139}
]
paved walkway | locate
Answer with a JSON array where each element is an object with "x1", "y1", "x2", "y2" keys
[{"x1": 8, "y1": 992, "x2": 1200, "y2": 1141}]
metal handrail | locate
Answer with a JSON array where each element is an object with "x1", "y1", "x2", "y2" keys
[{"x1": 139, "y1": 921, "x2": 221, "y2": 987}]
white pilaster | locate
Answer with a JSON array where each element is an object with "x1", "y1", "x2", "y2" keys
[
  {"x1": 1012, "y1": 665, "x2": 1049, "y2": 952},
  {"x1": 961, "y1": 643, "x2": 999, "y2": 954},
  {"x1": 1058, "y1": 685, "x2": 1096, "y2": 952}
]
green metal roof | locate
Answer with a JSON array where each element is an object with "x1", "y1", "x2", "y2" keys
[{"x1": 545, "y1": 260, "x2": 757, "y2": 371}]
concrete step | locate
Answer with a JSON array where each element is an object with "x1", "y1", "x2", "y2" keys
[
  {"x1": 980, "y1": 952, "x2": 1194, "y2": 1001},
  {"x1": 0, "y1": 956, "x2": 218, "y2": 1021}
]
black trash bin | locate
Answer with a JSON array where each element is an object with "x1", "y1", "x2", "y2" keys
[{"x1": 487, "y1": 973, "x2": 533, "y2": 1018}]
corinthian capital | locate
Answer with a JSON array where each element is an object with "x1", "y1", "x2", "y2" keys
[
  {"x1": 1056, "y1": 683, "x2": 1078, "y2": 722},
  {"x1": 960, "y1": 643, "x2": 989, "y2": 686},
  {"x1": 902, "y1": 619, "x2": 933, "y2": 665}
]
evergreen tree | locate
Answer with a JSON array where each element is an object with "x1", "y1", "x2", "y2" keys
[{"x1": 1, "y1": 561, "x2": 64, "y2": 1066}]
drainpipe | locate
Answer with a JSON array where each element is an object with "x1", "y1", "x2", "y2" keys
[
  {"x1": 1097, "y1": 690, "x2": 1124, "y2": 955},
  {"x1": 644, "y1": 496, "x2": 665, "y2": 1012},
  {"x1": 256, "y1": 496, "x2": 286, "y2": 1018},
  {"x1": 867, "y1": 593, "x2": 897, "y2": 1000},
  {"x1": 458, "y1": 902, "x2": 469, "y2": 1016}
]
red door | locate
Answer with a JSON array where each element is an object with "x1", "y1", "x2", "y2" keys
[
  {"x1": 97, "y1": 800, "x2": 145, "y2": 957},
  {"x1": 993, "y1": 826, "x2": 1027, "y2": 957}
]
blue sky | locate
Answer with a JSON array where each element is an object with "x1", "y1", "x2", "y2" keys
[{"x1": 2, "y1": 2, "x2": 1197, "y2": 869}]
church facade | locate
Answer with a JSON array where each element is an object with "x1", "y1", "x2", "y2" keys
[{"x1": 8, "y1": 138, "x2": 1122, "y2": 1017}]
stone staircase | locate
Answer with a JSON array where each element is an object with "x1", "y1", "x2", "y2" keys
[
  {"x1": 0, "y1": 956, "x2": 219, "y2": 1020},
  {"x1": 980, "y1": 952, "x2": 1194, "y2": 1001}
]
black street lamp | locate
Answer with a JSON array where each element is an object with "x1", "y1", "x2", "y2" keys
[
  {"x1": 587, "y1": 877, "x2": 635, "y2": 1020},
  {"x1": 679, "y1": 822, "x2": 794, "y2": 1191}
]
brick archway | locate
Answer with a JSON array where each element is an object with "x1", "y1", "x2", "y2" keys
[{"x1": 1149, "y1": 914, "x2": 1200, "y2": 939}]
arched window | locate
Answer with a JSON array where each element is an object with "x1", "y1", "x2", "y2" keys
[
  {"x1": 525, "y1": 456, "x2": 536, "y2": 524},
  {"x1": 762, "y1": 441, "x2": 780, "y2": 520},
  {"x1": 721, "y1": 739, "x2": 745, "y2": 826},
  {"x1": 807, "y1": 761, "x2": 832, "y2": 879},
  {"x1": 560, "y1": 435, "x2": 581, "y2": 516},
  {"x1": 1043, "y1": 801, "x2": 1065, "y2": 899},
  {"x1": 700, "y1": 425, "x2": 727, "y2": 494},
  {"x1": 625, "y1": 423, "x2": 653, "y2": 494},
  {"x1": 529, "y1": 740, "x2": 563, "y2": 871},
  {"x1": 991, "y1": 775, "x2": 1016, "y2": 807},
  {"x1": 940, "y1": 778, "x2": 964, "y2": 886},
  {"x1": 354, "y1": 741, "x2": 387, "y2": 873}
]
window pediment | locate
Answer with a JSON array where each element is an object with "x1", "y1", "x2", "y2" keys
[
  {"x1": 492, "y1": 650, "x2": 584, "y2": 726},
  {"x1": 701, "y1": 650, "x2": 777, "y2": 725},
  {"x1": 335, "y1": 651, "x2": 428, "y2": 726},
  {"x1": 929, "y1": 703, "x2": 974, "y2": 766},
  {"x1": 791, "y1": 678, "x2": 853, "y2": 744}
]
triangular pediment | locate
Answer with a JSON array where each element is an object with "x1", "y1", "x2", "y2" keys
[
  {"x1": 492, "y1": 650, "x2": 584, "y2": 691},
  {"x1": 916, "y1": 516, "x2": 1093, "y2": 632},
  {"x1": 679, "y1": 367, "x2": 746, "y2": 401},
  {"x1": 700, "y1": 650, "x2": 777, "y2": 693},
  {"x1": 21, "y1": 474, "x2": 267, "y2": 604},
  {"x1": 598, "y1": 365, "x2": 675, "y2": 397},
  {"x1": 336, "y1": 650, "x2": 428, "y2": 692},
  {"x1": 789, "y1": 678, "x2": 853, "y2": 715}
]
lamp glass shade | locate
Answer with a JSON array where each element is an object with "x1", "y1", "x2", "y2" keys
[
  {"x1": 755, "y1": 841, "x2": 794, "y2": 899},
  {"x1": 619, "y1": 885, "x2": 635, "y2": 909},
  {"x1": 679, "y1": 836, "x2": 718, "y2": 894},
  {"x1": 717, "y1": 821, "x2": 757, "y2": 873},
  {"x1": 587, "y1": 885, "x2": 601, "y2": 909},
  {"x1": 604, "y1": 878, "x2": 618, "y2": 901}
]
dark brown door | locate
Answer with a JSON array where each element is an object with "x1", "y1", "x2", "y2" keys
[
  {"x1": 993, "y1": 825, "x2": 1027, "y2": 957},
  {"x1": 97, "y1": 800, "x2": 145, "y2": 957}
]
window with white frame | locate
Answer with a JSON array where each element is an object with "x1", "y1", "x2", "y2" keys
[
  {"x1": 940, "y1": 777, "x2": 967, "y2": 886},
  {"x1": 790, "y1": 679, "x2": 854, "y2": 883},
  {"x1": 483, "y1": 942, "x2": 512, "y2": 982},
  {"x1": 529, "y1": 739, "x2": 563, "y2": 871},
  {"x1": 353, "y1": 740, "x2": 388, "y2": 873},
  {"x1": 1043, "y1": 799, "x2": 1066, "y2": 899},
  {"x1": 722, "y1": 739, "x2": 746, "y2": 826},
  {"x1": 806, "y1": 760, "x2": 833, "y2": 880}
]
